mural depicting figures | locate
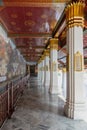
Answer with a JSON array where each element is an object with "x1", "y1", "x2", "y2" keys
[{"x1": 0, "y1": 35, "x2": 26, "y2": 82}]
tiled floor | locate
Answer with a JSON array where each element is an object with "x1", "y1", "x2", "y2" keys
[{"x1": 1, "y1": 77, "x2": 87, "y2": 130}]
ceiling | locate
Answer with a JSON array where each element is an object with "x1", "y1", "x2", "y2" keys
[
  {"x1": 0, "y1": 0, "x2": 87, "y2": 66},
  {"x1": 0, "y1": 0, "x2": 70, "y2": 63}
]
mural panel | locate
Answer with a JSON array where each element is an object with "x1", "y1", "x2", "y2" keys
[{"x1": 0, "y1": 35, "x2": 26, "y2": 82}]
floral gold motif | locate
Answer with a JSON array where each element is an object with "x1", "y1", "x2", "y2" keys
[
  {"x1": 26, "y1": 12, "x2": 32, "y2": 17},
  {"x1": 24, "y1": 20, "x2": 35, "y2": 26},
  {"x1": 11, "y1": 22, "x2": 16, "y2": 25},
  {"x1": 41, "y1": 14, "x2": 47, "y2": 19},
  {"x1": 11, "y1": 14, "x2": 18, "y2": 18}
]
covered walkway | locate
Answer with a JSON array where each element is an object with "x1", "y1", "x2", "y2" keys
[{"x1": 1, "y1": 77, "x2": 87, "y2": 130}]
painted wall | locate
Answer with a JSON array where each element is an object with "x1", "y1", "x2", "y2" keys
[{"x1": 0, "y1": 27, "x2": 26, "y2": 82}]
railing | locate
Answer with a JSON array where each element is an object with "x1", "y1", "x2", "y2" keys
[{"x1": 0, "y1": 74, "x2": 29, "y2": 127}]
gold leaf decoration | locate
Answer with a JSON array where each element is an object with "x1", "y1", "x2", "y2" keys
[
  {"x1": 26, "y1": 12, "x2": 32, "y2": 17},
  {"x1": 41, "y1": 14, "x2": 47, "y2": 19},
  {"x1": 11, "y1": 22, "x2": 16, "y2": 25},
  {"x1": 11, "y1": 14, "x2": 18, "y2": 18},
  {"x1": 24, "y1": 20, "x2": 35, "y2": 26}
]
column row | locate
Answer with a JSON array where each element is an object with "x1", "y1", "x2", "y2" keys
[{"x1": 38, "y1": 2, "x2": 86, "y2": 120}]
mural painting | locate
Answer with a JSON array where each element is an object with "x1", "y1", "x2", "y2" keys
[{"x1": 0, "y1": 35, "x2": 26, "y2": 82}]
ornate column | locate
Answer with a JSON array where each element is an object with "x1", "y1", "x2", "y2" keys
[
  {"x1": 38, "y1": 60, "x2": 41, "y2": 80},
  {"x1": 62, "y1": 68, "x2": 67, "y2": 98},
  {"x1": 64, "y1": 2, "x2": 86, "y2": 119},
  {"x1": 38, "y1": 61, "x2": 40, "y2": 80},
  {"x1": 58, "y1": 69, "x2": 63, "y2": 95},
  {"x1": 44, "y1": 49, "x2": 50, "y2": 88},
  {"x1": 49, "y1": 38, "x2": 59, "y2": 94},
  {"x1": 40, "y1": 59, "x2": 43, "y2": 82},
  {"x1": 41, "y1": 55, "x2": 45, "y2": 85}
]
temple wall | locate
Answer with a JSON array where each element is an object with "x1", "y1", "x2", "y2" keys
[{"x1": 0, "y1": 26, "x2": 26, "y2": 82}]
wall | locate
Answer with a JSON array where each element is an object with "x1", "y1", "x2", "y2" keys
[{"x1": 0, "y1": 26, "x2": 26, "y2": 82}]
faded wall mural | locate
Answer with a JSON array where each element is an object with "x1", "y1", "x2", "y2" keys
[{"x1": 0, "y1": 35, "x2": 26, "y2": 82}]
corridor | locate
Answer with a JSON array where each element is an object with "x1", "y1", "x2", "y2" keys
[{"x1": 1, "y1": 77, "x2": 87, "y2": 130}]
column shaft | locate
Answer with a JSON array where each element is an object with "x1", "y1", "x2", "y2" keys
[
  {"x1": 41, "y1": 58, "x2": 45, "y2": 85},
  {"x1": 44, "y1": 51, "x2": 50, "y2": 87},
  {"x1": 64, "y1": 2, "x2": 86, "y2": 120},
  {"x1": 49, "y1": 39, "x2": 58, "y2": 94}
]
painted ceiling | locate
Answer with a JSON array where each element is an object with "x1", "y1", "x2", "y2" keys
[
  {"x1": 0, "y1": 0, "x2": 68, "y2": 62},
  {"x1": 0, "y1": 0, "x2": 87, "y2": 65}
]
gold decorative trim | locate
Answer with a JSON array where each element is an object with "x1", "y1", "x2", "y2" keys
[
  {"x1": 62, "y1": 68, "x2": 66, "y2": 72},
  {"x1": 44, "y1": 49, "x2": 49, "y2": 57},
  {"x1": 66, "y1": 2, "x2": 85, "y2": 28},
  {"x1": 41, "y1": 55, "x2": 45, "y2": 60},
  {"x1": 74, "y1": 51, "x2": 83, "y2": 71},
  {"x1": 51, "y1": 61, "x2": 57, "y2": 71},
  {"x1": 24, "y1": 20, "x2": 35, "y2": 26},
  {"x1": 50, "y1": 38, "x2": 58, "y2": 50}
]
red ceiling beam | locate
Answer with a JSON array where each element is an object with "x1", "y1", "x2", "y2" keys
[
  {"x1": 8, "y1": 32, "x2": 52, "y2": 38},
  {"x1": 23, "y1": 56, "x2": 40, "y2": 59},
  {"x1": 3, "y1": 1, "x2": 69, "y2": 7},
  {"x1": 17, "y1": 46, "x2": 45, "y2": 49},
  {"x1": 21, "y1": 51, "x2": 42, "y2": 55}
]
